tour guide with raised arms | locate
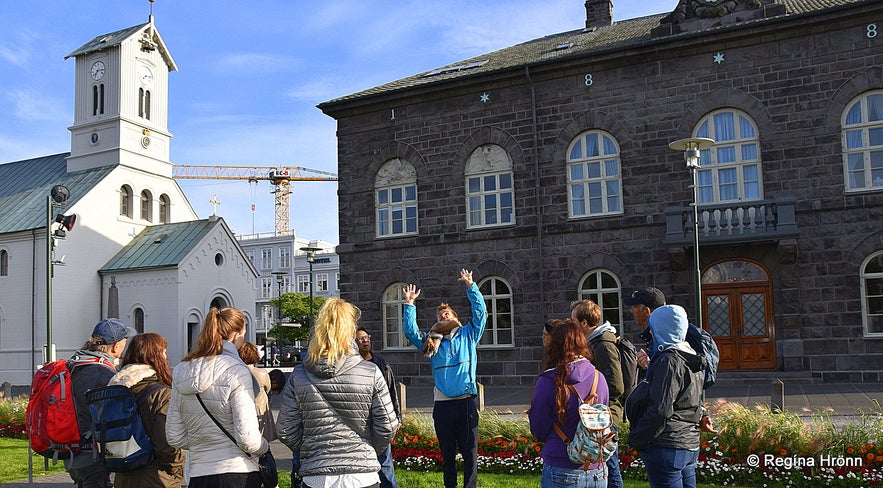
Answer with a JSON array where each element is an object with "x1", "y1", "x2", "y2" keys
[{"x1": 402, "y1": 268, "x2": 487, "y2": 488}]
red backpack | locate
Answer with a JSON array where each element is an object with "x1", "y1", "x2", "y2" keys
[{"x1": 26, "y1": 357, "x2": 115, "y2": 461}]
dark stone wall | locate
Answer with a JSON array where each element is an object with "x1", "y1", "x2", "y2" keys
[{"x1": 332, "y1": 4, "x2": 883, "y2": 386}]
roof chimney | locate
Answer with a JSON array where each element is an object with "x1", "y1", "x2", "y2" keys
[{"x1": 585, "y1": 0, "x2": 613, "y2": 29}]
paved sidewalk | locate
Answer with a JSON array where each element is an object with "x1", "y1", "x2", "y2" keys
[{"x1": 6, "y1": 381, "x2": 883, "y2": 486}]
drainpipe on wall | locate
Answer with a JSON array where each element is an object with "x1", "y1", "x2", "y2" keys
[{"x1": 525, "y1": 66, "x2": 545, "y2": 312}]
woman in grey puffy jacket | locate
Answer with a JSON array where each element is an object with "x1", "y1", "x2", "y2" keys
[
  {"x1": 166, "y1": 308, "x2": 268, "y2": 488},
  {"x1": 277, "y1": 298, "x2": 398, "y2": 488}
]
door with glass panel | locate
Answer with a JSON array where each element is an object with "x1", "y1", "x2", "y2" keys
[{"x1": 702, "y1": 260, "x2": 776, "y2": 370}]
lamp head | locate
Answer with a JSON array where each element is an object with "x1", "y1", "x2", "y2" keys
[{"x1": 50, "y1": 185, "x2": 70, "y2": 204}]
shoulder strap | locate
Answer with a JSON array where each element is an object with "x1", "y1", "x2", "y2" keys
[
  {"x1": 195, "y1": 393, "x2": 252, "y2": 458},
  {"x1": 553, "y1": 371, "x2": 601, "y2": 442}
]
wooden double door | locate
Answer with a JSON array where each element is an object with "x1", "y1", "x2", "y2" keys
[{"x1": 701, "y1": 260, "x2": 776, "y2": 370}]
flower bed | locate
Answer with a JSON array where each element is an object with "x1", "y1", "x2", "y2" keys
[{"x1": 393, "y1": 402, "x2": 883, "y2": 486}]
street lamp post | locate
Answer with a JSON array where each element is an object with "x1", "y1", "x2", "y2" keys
[
  {"x1": 45, "y1": 185, "x2": 72, "y2": 363},
  {"x1": 668, "y1": 137, "x2": 715, "y2": 330},
  {"x1": 300, "y1": 245, "x2": 322, "y2": 327},
  {"x1": 271, "y1": 271, "x2": 286, "y2": 326}
]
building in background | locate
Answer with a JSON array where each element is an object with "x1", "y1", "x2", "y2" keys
[
  {"x1": 236, "y1": 233, "x2": 339, "y2": 346},
  {"x1": 0, "y1": 15, "x2": 257, "y2": 384},
  {"x1": 320, "y1": 0, "x2": 883, "y2": 386}
]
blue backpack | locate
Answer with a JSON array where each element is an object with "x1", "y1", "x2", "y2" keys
[
  {"x1": 85, "y1": 383, "x2": 163, "y2": 472},
  {"x1": 686, "y1": 323, "x2": 719, "y2": 390}
]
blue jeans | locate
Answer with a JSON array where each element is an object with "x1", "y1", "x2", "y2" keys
[
  {"x1": 541, "y1": 464, "x2": 608, "y2": 488},
  {"x1": 605, "y1": 426, "x2": 623, "y2": 488},
  {"x1": 641, "y1": 445, "x2": 699, "y2": 488},
  {"x1": 378, "y1": 444, "x2": 398, "y2": 488}
]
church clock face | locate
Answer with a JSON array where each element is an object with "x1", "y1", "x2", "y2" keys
[
  {"x1": 137, "y1": 65, "x2": 153, "y2": 86},
  {"x1": 90, "y1": 60, "x2": 105, "y2": 81}
]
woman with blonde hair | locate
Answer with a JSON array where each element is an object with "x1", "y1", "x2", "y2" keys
[
  {"x1": 108, "y1": 332, "x2": 184, "y2": 487},
  {"x1": 167, "y1": 307, "x2": 268, "y2": 488},
  {"x1": 277, "y1": 298, "x2": 397, "y2": 488}
]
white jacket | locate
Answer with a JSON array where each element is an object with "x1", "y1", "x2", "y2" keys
[{"x1": 166, "y1": 341, "x2": 268, "y2": 478}]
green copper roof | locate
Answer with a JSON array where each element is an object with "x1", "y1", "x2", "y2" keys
[
  {"x1": 0, "y1": 153, "x2": 113, "y2": 235},
  {"x1": 99, "y1": 218, "x2": 219, "y2": 272}
]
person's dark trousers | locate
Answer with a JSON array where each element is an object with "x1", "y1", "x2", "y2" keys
[
  {"x1": 189, "y1": 472, "x2": 262, "y2": 488},
  {"x1": 606, "y1": 424, "x2": 623, "y2": 488},
  {"x1": 68, "y1": 464, "x2": 112, "y2": 488},
  {"x1": 378, "y1": 443, "x2": 399, "y2": 488},
  {"x1": 433, "y1": 396, "x2": 479, "y2": 488},
  {"x1": 641, "y1": 445, "x2": 699, "y2": 488}
]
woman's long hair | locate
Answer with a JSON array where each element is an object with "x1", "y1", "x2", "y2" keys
[
  {"x1": 120, "y1": 332, "x2": 173, "y2": 386},
  {"x1": 544, "y1": 318, "x2": 591, "y2": 424},
  {"x1": 183, "y1": 307, "x2": 246, "y2": 361},
  {"x1": 307, "y1": 298, "x2": 358, "y2": 368}
]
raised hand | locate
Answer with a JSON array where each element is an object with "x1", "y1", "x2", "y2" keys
[
  {"x1": 403, "y1": 283, "x2": 421, "y2": 305},
  {"x1": 458, "y1": 268, "x2": 473, "y2": 287}
]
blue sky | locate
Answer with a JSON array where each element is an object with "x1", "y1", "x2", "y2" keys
[{"x1": 0, "y1": 0, "x2": 677, "y2": 245}]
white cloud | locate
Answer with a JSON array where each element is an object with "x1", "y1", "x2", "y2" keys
[{"x1": 8, "y1": 89, "x2": 70, "y2": 122}]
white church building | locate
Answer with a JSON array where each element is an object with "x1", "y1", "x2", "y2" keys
[{"x1": 0, "y1": 16, "x2": 258, "y2": 385}]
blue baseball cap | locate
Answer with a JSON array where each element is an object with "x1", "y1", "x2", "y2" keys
[{"x1": 92, "y1": 318, "x2": 136, "y2": 345}]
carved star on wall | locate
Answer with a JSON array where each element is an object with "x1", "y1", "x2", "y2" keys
[
  {"x1": 480, "y1": 93, "x2": 490, "y2": 103},
  {"x1": 713, "y1": 52, "x2": 725, "y2": 64}
]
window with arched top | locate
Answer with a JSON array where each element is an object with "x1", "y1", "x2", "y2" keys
[
  {"x1": 0, "y1": 249, "x2": 8, "y2": 276},
  {"x1": 566, "y1": 130, "x2": 622, "y2": 217},
  {"x1": 465, "y1": 144, "x2": 515, "y2": 228},
  {"x1": 159, "y1": 194, "x2": 170, "y2": 223},
  {"x1": 133, "y1": 307, "x2": 145, "y2": 333},
  {"x1": 92, "y1": 84, "x2": 104, "y2": 116},
  {"x1": 120, "y1": 185, "x2": 133, "y2": 218},
  {"x1": 382, "y1": 282, "x2": 408, "y2": 349},
  {"x1": 478, "y1": 276, "x2": 514, "y2": 346},
  {"x1": 578, "y1": 269, "x2": 623, "y2": 333},
  {"x1": 375, "y1": 159, "x2": 418, "y2": 237},
  {"x1": 140, "y1": 190, "x2": 153, "y2": 222},
  {"x1": 861, "y1": 251, "x2": 883, "y2": 336},
  {"x1": 842, "y1": 91, "x2": 883, "y2": 192},
  {"x1": 694, "y1": 109, "x2": 763, "y2": 203},
  {"x1": 138, "y1": 88, "x2": 151, "y2": 120}
]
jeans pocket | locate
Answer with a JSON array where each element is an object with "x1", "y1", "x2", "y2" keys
[{"x1": 549, "y1": 470, "x2": 581, "y2": 487}]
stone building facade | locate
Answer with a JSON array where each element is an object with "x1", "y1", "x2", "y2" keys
[{"x1": 319, "y1": 0, "x2": 883, "y2": 386}]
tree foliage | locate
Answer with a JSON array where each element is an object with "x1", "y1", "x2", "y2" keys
[{"x1": 267, "y1": 292, "x2": 325, "y2": 343}]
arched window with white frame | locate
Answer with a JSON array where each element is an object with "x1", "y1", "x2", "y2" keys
[
  {"x1": 382, "y1": 282, "x2": 408, "y2": 349},
  {"x1": 465, "y1": 144, "x2": 515, "y2": 228},
  {"x1": 375, "y1": 159, "x2": 418, "y2": 237},
  {"x1": 478, "y1": 276, "x2": 514, "y2": 346},
  {"x1": 120, "y1": 185, "x2": 133, "y2": 218},
  {"x1": 577, "y1": 269, "x2": 623, "y2": 333},
  {"x1": 862, "y1": 251, "x2": 883, "y2": 336},
  {"x1": 140, "y1": 189, "x2": 153, "y2": 222},
  {"x1": 566, "y1": 130, "x2": 622, "y2": 217},
  {"x1": 0, "y1": 249, "x2": 8, "y2": 276},
  {"x1": 159, "y1": 194, "x2": 170, "y2": 223},
  {"x1": 842, "y1": 91, "x2": 883, "y2": 191},
  {"x1": 693, "y1": 109, "x2": 763, "y2": 203}
]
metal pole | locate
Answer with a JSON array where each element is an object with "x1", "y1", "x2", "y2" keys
[
  {"x1": 308, "y1": 259, "x2": 314, "y2": 326},
  {"x1": 45, "y1": 196, "x2": 54, "y2": 363},
  {"x1": 690, "y1": 164, "x2": 702, "y2": 330}
]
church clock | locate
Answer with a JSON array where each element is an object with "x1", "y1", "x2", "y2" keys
[{"x1": 90, "y1": 60, "x2": 105, "y2": 81}]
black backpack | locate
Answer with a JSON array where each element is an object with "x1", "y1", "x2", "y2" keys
[
  {"x1": 685, "y1": 323, "x2": 719, "y2": 390},
  {"x1": 591, "y1": 332, "x2": 639, "y2": 400}
]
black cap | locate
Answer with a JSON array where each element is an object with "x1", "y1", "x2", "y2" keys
[{"x1": 623, "y1": 287, "x2": 666, "y2": 309}]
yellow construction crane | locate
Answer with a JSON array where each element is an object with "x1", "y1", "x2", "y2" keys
[{"x1": 172, "y1": 165, "x2": 338, "y2": 236}]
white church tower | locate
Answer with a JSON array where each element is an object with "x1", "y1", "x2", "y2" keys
[{"x1": 65, "y1": 15, "x2": 176, "y2": 177}]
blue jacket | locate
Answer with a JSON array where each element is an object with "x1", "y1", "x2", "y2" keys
[{"x1": 402, "y1": 283, "x2": 487, "y2": 398}]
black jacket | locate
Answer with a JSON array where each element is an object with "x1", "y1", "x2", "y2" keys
[{"x1": 625, "y1": 345, "x2": 703, "y2": 451}]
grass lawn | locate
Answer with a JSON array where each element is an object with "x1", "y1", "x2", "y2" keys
[
  {"x1": 0, "y1": 438, "x2": 66, "y2": 483},
  {"x1": 279, "y1": 468, "x2": 739, "y2": 488}
]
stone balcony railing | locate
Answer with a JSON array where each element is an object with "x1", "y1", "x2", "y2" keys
[{"x1": 664, "y1": 197, "x2": 799, "y2": 247}]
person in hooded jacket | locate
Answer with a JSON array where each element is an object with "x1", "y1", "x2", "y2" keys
[
  {"x1": 625, "y1": 304, "x2": 704, "y2": 488},
  {"x1": 108, "y1": 332, "x2": 185, "y2": 488},
  {"x1": 166, "y1": 307, "x2": 268, "y2": 488},
  {"x1": 277, "y1": 298, "x2": 397, "y2": 488},
  {"x1": 529, "y1": 318, "x2": 610, "y2": 488}
]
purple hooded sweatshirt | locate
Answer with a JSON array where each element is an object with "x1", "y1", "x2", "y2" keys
[{"x1": 528, "y1": 358, "x2": 610, "y2": 470}]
